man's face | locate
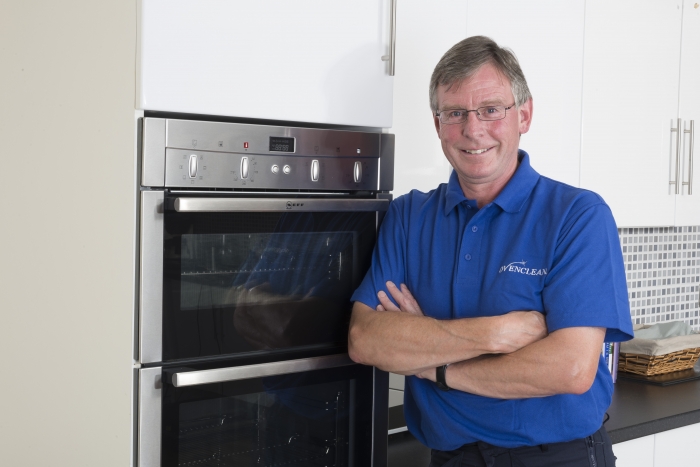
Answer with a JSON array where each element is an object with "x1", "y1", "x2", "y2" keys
[{"x1": 433, "y1": 62, "x2": 533, "y2": 198}]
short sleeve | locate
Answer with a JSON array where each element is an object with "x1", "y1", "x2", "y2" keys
[
  {"x1": 350, "y1": 198, "x2": 408, "y2": 309},
  {"x1": 542, "y1": 200, "x2": 634, "y2": 342}
]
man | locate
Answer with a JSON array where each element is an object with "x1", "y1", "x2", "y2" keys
[{"x1": 348, "y1": 36, "x2": 633, "y2": 466}]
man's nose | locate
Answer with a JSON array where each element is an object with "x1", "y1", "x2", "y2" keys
[{"x1": 461, "y1": 111, "x2": 483, "y2": 135}]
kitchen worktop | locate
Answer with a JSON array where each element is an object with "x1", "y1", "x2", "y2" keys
[{"x1": 388, "y1": 376, "x2": 700, "y2": 467}]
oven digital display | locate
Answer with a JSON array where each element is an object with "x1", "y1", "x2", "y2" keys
[{"x1": 269, "y1": 136, "x2": 295, "y2": 153}]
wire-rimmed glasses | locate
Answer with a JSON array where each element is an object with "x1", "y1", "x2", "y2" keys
[{"x1": 436, "y1": 104, "x2": 515, "y2": 124}]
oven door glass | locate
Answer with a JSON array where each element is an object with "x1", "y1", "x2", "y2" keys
[
  {"x1": 161, "y1": 363, "x2": 374, "y2": 467},
  {"x1": 163, "y1": 202, "x2": 377, "y2": 361}
]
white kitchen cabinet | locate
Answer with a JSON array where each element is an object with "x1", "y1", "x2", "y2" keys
[
  {"x1": 613, "y1": 434, "x2": 655, "y2": 467},
  {"x1": 137, "y1": 0, "x2": 394, "y2": 127},
  {"x1": 654, "y1": 422, "x2": 700, "y2": 467},
  {"x1": 390, "y1": 0, "x2": 468, "y2": 196},
  {"x1": 673, "y1": 0, "x2": 700, "y2": 225},
  {"x1": 580, "y1": 0, "x2": 700, "y2": 228},
  {"x1": 465, "y1": 0, "x2": 586, "y2": 188},
  {"x1": 613, "y1": 423, "x2": 700, "y2": 467}
]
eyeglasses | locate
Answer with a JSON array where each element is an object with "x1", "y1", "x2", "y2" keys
[{"x1": 435, "y1": 104, "x2": 515, "y2": 124}]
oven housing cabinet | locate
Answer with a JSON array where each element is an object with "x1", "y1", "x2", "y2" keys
[{"x1": 137, "y1": 117, "x2": 393, "y2": 467}]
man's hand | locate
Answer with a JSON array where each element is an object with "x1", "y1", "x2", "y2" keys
[
  {"x1": 376, "y1": 281, "x2": 424, "y2": 316},
  {"x1": 492, "y1": 311, "x2": 548, "y2": 354}
]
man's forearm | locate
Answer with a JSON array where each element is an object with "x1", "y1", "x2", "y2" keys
[
  {"x1": 348, "y1": 303, "x2": 502, "y2": 373},
  {"x1": 431, "y1": 327, "x2": 606, "y2": 398},
  {"x1": 347, "y1": 302, "x2": 546, "y2": 374}
]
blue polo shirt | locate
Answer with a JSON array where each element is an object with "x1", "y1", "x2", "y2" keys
[{"x1": 351, "y1": 151, "x2": 633, "y2": 449}]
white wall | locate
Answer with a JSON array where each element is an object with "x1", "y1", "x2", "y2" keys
[{"x1": 0, "y1": 1, "x2": 136, "y2": 465}]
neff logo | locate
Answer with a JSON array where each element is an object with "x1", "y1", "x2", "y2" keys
[{"x1": 498, "y1": 261, "x2": 548, "y2": 276}]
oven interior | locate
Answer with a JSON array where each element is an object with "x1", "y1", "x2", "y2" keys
[
  {"x1": 163, "y1": 208, "x2": 376, "y2": 361},
  {"x1": 162, "y1": 365, "x2": 373, "y2": 467}
]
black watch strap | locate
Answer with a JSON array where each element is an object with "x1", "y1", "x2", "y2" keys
[{"x1": 435, "y1": 364, "x2": 451, "y2": 391}]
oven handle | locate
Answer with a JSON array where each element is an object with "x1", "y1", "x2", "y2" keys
[
  {"x1": 171, "y1": 197, "x2": 390, "y2": 212},
  {"x1": 168, "y1": 354, "x2": 355, "y2": 387}
]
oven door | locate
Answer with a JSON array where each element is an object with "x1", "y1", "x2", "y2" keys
[
  {"x1": 138, "y1": 354, "x2": 388, "y2": 467},
  {"x1": 140, "y1": 192, "x2": 389, "y2": 364}
]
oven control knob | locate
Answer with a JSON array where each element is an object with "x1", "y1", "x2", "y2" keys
[
  {"x1": 241, "y1": 157, "x2": 249, "y2": 179},
  {"x1": 311, "y1": 160, "x2": 319, "y2": 182},
  {"x1": 354, "y1": 161, "x2": 362, "y2": 183},
  {"x1": 283, "y1": 165, "x2": 291, "y2": 175},
  {"x1": 271, "y1": 164, "x2": 279, "y2": 174},
  {"x1": 188, "y1": 155, "x2": 198, "y2": 179}
]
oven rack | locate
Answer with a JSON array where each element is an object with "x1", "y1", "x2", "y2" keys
[{"x1": 180, "y1": 267, "x2": 317, "y2": 276}]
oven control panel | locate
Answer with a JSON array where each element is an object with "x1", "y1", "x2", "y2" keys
[
  {"x1": 143, "y1": 118, "x2": 392, "y2": 191},
  {"x1": 164, "y1": 149, "x2": 378, "y2": 191}
]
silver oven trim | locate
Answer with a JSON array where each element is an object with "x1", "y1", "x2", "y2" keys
[
  {"x1": 138, "y1": 367, "x2": 162, "y2": 467},
  {"x1": 171, "y1": 354, "x2": 354, "y2": 387},
  {"x1": 139, "y1": 190, "x2": 164, "y2": 364},
  {"x1": 172, "y1": 197, "x2": 390, "y2": 213},
  {"x1": 142, "y1": 118, "x2": 166, "y2": 187}
]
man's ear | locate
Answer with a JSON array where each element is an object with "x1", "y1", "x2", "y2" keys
[{"x1": 518, "y1": 98, "x2": 533, "y2": 135}]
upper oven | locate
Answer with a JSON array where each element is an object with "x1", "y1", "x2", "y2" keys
[{"x1": 138, "y1": 118, "x2": 395, "y2": 365}]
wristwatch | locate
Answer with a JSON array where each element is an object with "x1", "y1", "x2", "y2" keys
[{"x1": 435, "y1": 364, "x2": 451, "y2": 391}]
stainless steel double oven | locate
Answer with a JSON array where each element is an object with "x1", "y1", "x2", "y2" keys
[{"x1": 136, "y1": 117, "x2": 394, "y2": 467}]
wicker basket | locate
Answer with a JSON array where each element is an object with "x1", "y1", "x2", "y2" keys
[{"x1": 618, "y1": 347, "x2": 700, "y2": 376}]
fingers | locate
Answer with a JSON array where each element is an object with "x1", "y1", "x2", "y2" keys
[
  {"x1": 375, "y1": 281, "x2": 425, "y2": 316},
  {"x1": 385, "y1": 281, "x2": 409, "y2": 311},
  {"x1": 399, "y1": 283, "x2": 423, "y2": 315},
  {"x1": 377, "y1": 290, "x2": 400, "y2": 312},
  {"x1": 385, "y1": 281, "x2": 424, "y2": 316}
]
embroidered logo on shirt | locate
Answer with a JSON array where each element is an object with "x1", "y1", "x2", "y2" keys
[{"x1": 498, "y1": 260, "x2": 548, "y2": 276}]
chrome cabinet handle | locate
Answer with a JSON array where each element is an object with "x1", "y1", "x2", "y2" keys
[
  {"x1": 670, "y1": 118, "x2": 682, "y2": 194},
  {"x1": 171, "y1": 197, "x2": 389, "y2": 213},
  {"x1": 169, "y1": 354, "x2": 354, "y2": 387},
  {"x1": 381, "y1": 0, "x2": 397, "y2": 76},
  {"x1": 682, "y1": 120, "x2": 694, "y2": 195}
]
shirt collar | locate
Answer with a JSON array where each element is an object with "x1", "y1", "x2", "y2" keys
[{"x1": 443, "y1": 150, "x2": 540, "y2": 215}]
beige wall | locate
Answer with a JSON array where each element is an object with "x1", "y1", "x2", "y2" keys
[{"x1": 0, "y1": 1, "x2": 136, "y2": 465}]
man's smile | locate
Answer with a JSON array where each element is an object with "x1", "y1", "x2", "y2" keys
[{"x1": 461, "y1": 147, "x2": 493, "y2": 155}]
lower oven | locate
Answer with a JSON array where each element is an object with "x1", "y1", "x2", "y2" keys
[
  {"x1": 136, "y1": 117, "x2": 394, "y2": 467},
  {"x1": 139, "y1": 354, "x2": 385, "y2": 467}
]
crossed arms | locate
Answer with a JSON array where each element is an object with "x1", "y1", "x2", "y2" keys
[{"x1": 348, "y1": 281, "x2": 606, "y2": 399}]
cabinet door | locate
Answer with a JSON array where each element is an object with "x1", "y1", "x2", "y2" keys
[
  {"x1": 580, "y1": 0, "x2": 683, "y2": 227},
  {"x1": 466, "y1": 0, "x2": 586, "y2": 188},
  {"x1": 138, "y1": 0, "x2": 394, "y2": 127},
  {"x1": 612, "y1": 435, "x2": 654, "y2": 467},
  {"x1": 390, "y1": 0, "x2": 468, "y2": 196},
  {"x1": 674, "y1": 0, "x2": 700, "y2": 225},
  {"x1": 654, "y1": 423, "x2": 700, "y2": 467}
]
